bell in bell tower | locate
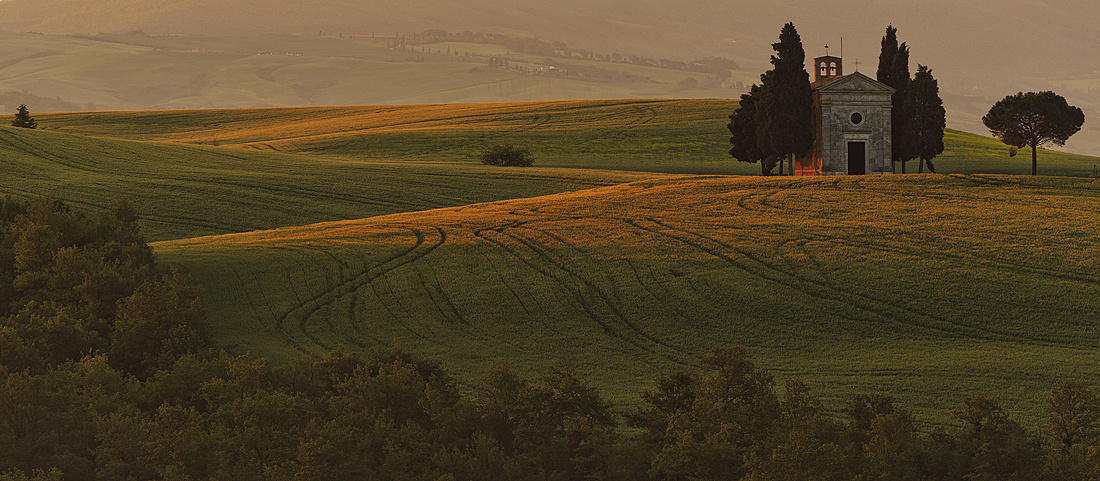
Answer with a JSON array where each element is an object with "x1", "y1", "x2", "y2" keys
[{"x1": 814, "y1": 49, "x2": 843, "y2": 84}]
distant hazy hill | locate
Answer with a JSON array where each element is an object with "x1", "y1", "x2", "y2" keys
[
  {"x1": 1, "y1": 0, "x2": 1097, "y2": 84},
  {"x1": 3, "y1": 0, "x2": 1100, "y2": 153}
]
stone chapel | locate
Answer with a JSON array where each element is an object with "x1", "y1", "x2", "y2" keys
[{"x1": 794, "y1": 55, "x2": 895, "y2": 175}]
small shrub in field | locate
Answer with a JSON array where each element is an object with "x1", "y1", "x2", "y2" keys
[{"x1": 480, "y1": 143, "x2": 533, "y2": 167}]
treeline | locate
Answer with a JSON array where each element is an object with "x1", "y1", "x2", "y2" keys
[
  {"x1": 0, "y1": 196, "x2": 208, "y2": 379},
  {"x1": 409, "y1": 29, "x2": 738, "y2": 77},
  {"x1": 5, "y1": 344, "x2": 1100, "y2": 480},
  {"x1": 4, "y1": 198, "x2": 1100, "y2": 480}
]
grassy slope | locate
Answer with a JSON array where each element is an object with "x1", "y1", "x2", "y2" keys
[
  {"x1": 154, "y1": 174, "x2": 1100, "y2": 428},
  {"x1": 10, "y1": 100, "x2": 1100, "y2": 428},
  {"x1": 0, "y1": 125, "x2": 674, "y2": 241},
  {"x1": 41, "y1": 99, "x2": 1100, "y2": 176}
]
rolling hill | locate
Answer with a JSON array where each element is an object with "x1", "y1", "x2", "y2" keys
[
  {"x1": 6, "y1": 100, "x2": 1100, "y2": 428},
  {"x1": 37, "y1": 99, "x2": 1100, "y2": 176},
  {"x1": 3, "y1": 13, "x2": 1100, "y2": 154},
  {"x1": 153, "y1": 174, "x2": 1100, "y2": 427},
  {"x1": 0, "y1": 31, "x2": 748, "y2": 112},
  {"x1": 0, "y1": 123, "x2": 675, "y2": 241}
]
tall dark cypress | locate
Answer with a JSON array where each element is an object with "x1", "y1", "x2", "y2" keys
[
  {"x1": 876, "y1": 26, "x2": 898, "y2": 86},
  {"x1": 755, "y1": 22, "x2": 814, "y2": 175},
  {"x1": 877, "y1": 26, "x2": 913, "y2": 172},
  {"x1": 906, "y1": 65, "x2": 945, "y2": 173}
]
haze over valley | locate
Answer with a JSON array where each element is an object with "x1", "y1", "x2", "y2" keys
[{"x1": 1, "y1": 0, "x2": 1099, "y2": 153}]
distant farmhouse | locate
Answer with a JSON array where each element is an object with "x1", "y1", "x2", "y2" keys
[{"x1": 795, "y1": 55, "x2": 895, "y2": 175}]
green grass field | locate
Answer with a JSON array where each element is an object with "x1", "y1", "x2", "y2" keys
[
  {"x1": 7, "y1": 100, "x2": 1100, "y2": 430},
  {"x1": 154, "y1": 174, "x2": 1100, "y2": 429},
  {"x1": 0, "y1": 124, "x2": 674, "y2": 241},
  {"x1": 39, "y1": 99, "x2": 1100, "y2": 177}
]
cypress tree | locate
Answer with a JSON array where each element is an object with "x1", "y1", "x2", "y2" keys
[
  {"x1": 11, "y1": 104, "x2": 36, "y2": 129},
  {"x1": 877, "y1": 26, "x2": 913, "y2": 172},
  {"x1": 876, "y1": 26, "x2": 898, "y2": 88},
  {"x1": 755, "y1": 22, "x2": 814, "y2": 176},
  {"x1": 728, "y1": 84, "x2": 773, "y2": 174},
  {"x1": 906, "y1": 65, "x2": 945, "y2": 173}
]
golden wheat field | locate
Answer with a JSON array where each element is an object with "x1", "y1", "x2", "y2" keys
[{"x1": 155, "y1": 174, "x2": 1100, "y2": 427}]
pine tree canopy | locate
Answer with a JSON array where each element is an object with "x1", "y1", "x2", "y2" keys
[{"x1": 983, "y1": 91, "x2": 1084, "y2": 175}]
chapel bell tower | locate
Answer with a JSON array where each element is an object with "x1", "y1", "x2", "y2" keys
[{"x1": 814, "y1": 54, "x2": 843, "y2": 83}]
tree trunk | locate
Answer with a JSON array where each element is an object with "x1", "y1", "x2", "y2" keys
[
  {"x1": 918, "y1": 158, "x2": 924, "y2": 173},
  {"x1": 901, "y1": 159, "x2": 906, "y2": 174},
  {"x1": 1031, "y1": 144, "x2": 1038, "y2": 176},
  {"x1": 779, "y1": 155, "x2": 785, "y2": 176}
]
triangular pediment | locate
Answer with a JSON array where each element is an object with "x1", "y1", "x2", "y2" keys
[{"x1": 815, "y1": 72, "x2": 895, "y2": 93}]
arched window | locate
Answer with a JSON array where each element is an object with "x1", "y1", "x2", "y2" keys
[
  {"x1": 829, "y1": 62, "x2": 837, "y2": 76},
  {"x1": 820, "y1": 62, "x2": 828, "y2": 77}
]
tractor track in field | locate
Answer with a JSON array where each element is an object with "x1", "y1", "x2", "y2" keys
[
  {"x1": 499, "y1": 227, "x2": 639, "y2": 340},
  {"x1": 800, "y1": 227, "x2": 1100, "y2": 289},
  {"x1": 472, "y1": 219, "x2": 685, "y2": 366},
  {"x1": 0, "y1": 130, "x2": 109, "y2": 174},
  {"x1": 220, "y1": 259, "x2": 291, "y2": 349},
  {"x1": 311, "y1": 246, "x2": 360, "y2": 345},
  {"x1": 140, "y1": 211, "x2": 252, "y2": 235},
  {"x1": 722, "y1": 180, "x2": 1100, "y2": 294},
  {"x1": 955, "y1": 174, "x2": 1100, "y2": 196},
  {"x1": 627, "y1": 216, "x2": 1056, "y2": 346},
  {"x1": 163, "y1": 174, "x2": 407, "y2": 211},
  {"x1": 274, "y1": 227, "x2": 446, "y2": 352},
  {"x1": 624, "y1": 103, "x2": 659, "y2": 129},
  {"x1": 414, "y1": 259, "x2": 470, "y2": 326},
  {"x1": 522, "y1": 224, "x2": 629, "y2": 309},
  {"x1": 474, "y1": 243, "x2": 538, "y2": 318},
  {"x1": 733, "y1": 187, "x2": 779, "y2": 213},
  {"x1": 366, "y1": 277, "x2": 420, "y2": 342},
  {"x1": 622, "y1": 258, "x2": 703, "y2": 327},
  {"x1": 340, "y1": 247, "x2": 386, "y2": 347}
]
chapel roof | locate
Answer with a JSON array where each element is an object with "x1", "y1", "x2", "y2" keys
[{"x1": 811, "y1": 71, "x2": 895, "y2": 93}]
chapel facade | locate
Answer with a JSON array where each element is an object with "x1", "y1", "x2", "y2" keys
[{"x1": 794, "y1": 55, "x2": 895, "y2": 175}]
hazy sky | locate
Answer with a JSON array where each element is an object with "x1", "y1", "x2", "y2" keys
[{"x1": 0, "y1": 0, "x2": 1096, "y2": 151}]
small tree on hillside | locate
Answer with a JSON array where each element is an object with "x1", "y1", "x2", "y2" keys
[
  {"x1": 982, "y1": 91, "x2": 1084, "y2": 176},
  {"x1": 11, "y1": 104, "x2": 36, "y2": 129},
  {"x1": 905, "y1": 65, "x2": 945, "y2": 173},
  {"x1": 480, "y1": 143, "x2": 534, "y2": 167}
]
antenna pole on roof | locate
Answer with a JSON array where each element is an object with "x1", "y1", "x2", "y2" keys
[{"x1": 840, "y1": 37, "x2": 843, "y2": 59}]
